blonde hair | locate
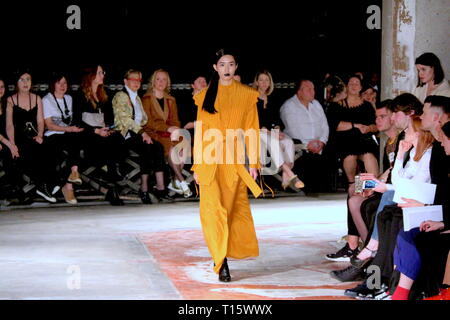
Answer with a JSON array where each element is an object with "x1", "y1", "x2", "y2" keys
[
  {"x1": 146, "y1": 69, "x2": 171, "y2": 95},
  {"x1": 252, "y1": 70, "x2": 274, "y2": 96}
]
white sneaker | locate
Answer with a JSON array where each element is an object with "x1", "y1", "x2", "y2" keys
[
  {"x1": 179, "y1": 180, "x2": 192, "y2": 198},
  {"x1": 168, "y1": 180, "x2": 183, "y2": 194}
]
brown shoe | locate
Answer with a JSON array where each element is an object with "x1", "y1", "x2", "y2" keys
[
  {"x1": 68, "y1": 171, "x2": 82, "y2": 185},
  {"x1": 62, "y1": 185, "x2": 77, "y2": 205}
]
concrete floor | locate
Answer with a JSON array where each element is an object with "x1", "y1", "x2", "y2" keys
[{"x1": 0, "y1": 193, "x2": 360, "y2": 300}]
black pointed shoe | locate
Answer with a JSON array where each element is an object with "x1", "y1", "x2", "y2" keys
[{"x1": 219, "y1": 258, "x2": 231, "y2": 282}]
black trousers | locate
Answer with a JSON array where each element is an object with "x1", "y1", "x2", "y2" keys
[
  {"x1": 294, "y1": 152, "x2": 332, "y2": 193},
  {"x1": 411, "y1": 232, "x2": 450, "y2": 298},
  {"x1": 44, "y1": 132, "x2": 84, "y2": 183},
  {"x1": 14, "y1": 136, "x2": 57, "y2": 187},
  {"x1": 78, "y1": 130, "x2": 124, "y2": 183},
  {"x1": 121, "y1": 133, "x2": 165, "y2": 174},
  {"x1": 370, "y1": 205, "x2": 404, "y2": 283}
]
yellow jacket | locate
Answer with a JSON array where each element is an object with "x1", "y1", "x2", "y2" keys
[{"x1": 192, "y1": 80, "x2": 262, "y2": 198}]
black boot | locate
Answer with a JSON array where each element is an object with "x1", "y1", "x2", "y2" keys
[
  {"x1": 105, "y1": 187, "x2": 124, "y2": 206},
  {"x1": 138, "y1": 190, "x2": 153, "y2": 204},
  {"x1": 219, "y1": 258, "x2": 231, "y2": 282}
]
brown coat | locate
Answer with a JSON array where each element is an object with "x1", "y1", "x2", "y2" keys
[{"x1": 141, "y1": 92, "x2": 181, "y2": 156}]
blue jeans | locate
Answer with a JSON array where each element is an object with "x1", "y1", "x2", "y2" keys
[{"x1": 371, "y1": 190, "x2": 396, "y2": 241}]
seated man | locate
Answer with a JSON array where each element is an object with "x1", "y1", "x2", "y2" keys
[
  {"x1": 280, "y1": 78, "x2": 330, "y2": 192},
  {"x1": 326, "y1": 99, "x2": 399, "y2": 262},
  {"x1": 112, "y1": 69, "x2": 172, "y2": 203}
]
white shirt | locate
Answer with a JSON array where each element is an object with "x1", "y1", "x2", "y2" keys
[
  {"x1": 280, "y1": 95, "x2": 329, "y2": 145},
  {"x1": 125, "y1": 86, "x2": 144, "y2": 140},
  {"x1": 388, "y1": 147, "x2": 432, "y2": 190},
  {"x1": 42, "y1": 93, "x2": 73, "y2": 137},
  {"x1": 412, "y1": 79, "x2": 450, "y2": 103}
]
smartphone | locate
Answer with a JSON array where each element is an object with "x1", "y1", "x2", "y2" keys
[{"x1": 363, "y1": 180, "x2": 378, "y2": 189}]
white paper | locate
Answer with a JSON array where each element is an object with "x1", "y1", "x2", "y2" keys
[
  {"x1": 393, "y1": 178, "x2": 436, "y2": 204},
  {"x1": 403, "y1": 205, "x2": 443, "y2": 232}
]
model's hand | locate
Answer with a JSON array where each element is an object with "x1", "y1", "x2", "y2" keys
[
  {"x1": 249, "y1": 168, "x2": 259, "y2": 180},
  {"x1": 193, "y1": 172, "x2": 199, "y2": 184},
  {"x1": 95, "y1": 127, "x2": 110, "y2": 137}
]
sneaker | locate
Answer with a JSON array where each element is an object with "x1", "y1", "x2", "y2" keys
[
  {"x1": 179, "y1": 180, "x2": 192, "y2": 198},
  {"x1": 330, "y1": 265, "x2": 365, "y2": 282},
  {"x1": 68, "y1": 171, "x2": 82, "y2": 185},
  {"x1": 345, "y1": 281, "x2": 382, "y2": 299},
  {"x1": 167, "y1": 180, "x2": 183, "y2": 194},
  {"x1": 36, "y1": 184, "x2": 57, "y2": 203},
  {"x1": 325, "y1": 243, "x2": 358, "y2": 262},
  {"x1": 62, "y1": 185, "x2": 77, "y2": 205}
]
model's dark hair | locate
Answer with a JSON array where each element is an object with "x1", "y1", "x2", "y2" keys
[
  {"x1": 391, "y1": 93, "x2": 423, "y2": 116},
  {"x1": 424, "y1": 95, "x2": 450, "y2": 114},
  {"x1": 415, "y1": 52, "x2": 445, "y2": 87},
  {"x1": 377, "y1": 99, "x2": 393, "y2": 111},
  {"x1": 49, "y1": 72, "x2": 68, "y2": 94},
  {"x1": 202, "y1": 48, "x2": 237, "y2": 114}
]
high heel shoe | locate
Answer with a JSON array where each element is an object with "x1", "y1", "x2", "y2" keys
[
  {"x1": 218, "y1": 258, "x2": 231, "y2": 282},
  {"x1": 350, "y1": 247, "x2": 377, "y2": 268}
]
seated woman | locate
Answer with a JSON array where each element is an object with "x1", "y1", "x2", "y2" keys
[
  {"x1": 326, "y1": 100, "x2": 399, "y2": 262},
  {"x1": 413, "y1": 52, "x2": 450, "y2": 103},
  {"x1": 327, "y1": 74, "x2": 379, "y2": 192},
  {"x1": 72, "y1": 65, "x2": 125, "y2": 206},
  {"x1": 0, "y1": 77, "x2": 20, "y2": 202},
  {"x1": 42, "y1": 72, "x2": 84, "y2": 205},
  {"x1": 142, "y1": 69, "x2": 192, "y2": 198},
  {"x1": 5, "y1": 70, "x2": 59, "y2": 203},
  {"x1": 331, "y1": 115, "x2": 434, "y2": 283},
  {"x1": 389, "y1": 121, "x2": 450, "y2": 300},
  {"x1": 361, "y1": 83, "x2": 378, "y2": 110},
  {"x1": 112, "y1": 69, "x2": 172, "y2": 203},
  {"x1": 253, "y1": 69, "x2": 303, "y2": 190}
]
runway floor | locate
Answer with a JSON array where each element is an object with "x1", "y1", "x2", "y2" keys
[{"x1": 0, "y1": 192, "x2": 365, "y2": 300}]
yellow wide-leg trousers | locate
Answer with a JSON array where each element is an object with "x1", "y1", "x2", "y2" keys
[{"x1": 199, "y1": 165, "x2": 259, "y2": 274}]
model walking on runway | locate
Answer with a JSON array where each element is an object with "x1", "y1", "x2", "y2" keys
[{"x1": 192, "y1": 49, "x2": 262, "y2": 282}]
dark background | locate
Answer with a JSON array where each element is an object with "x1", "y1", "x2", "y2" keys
[{"x1": 0, "y1": 0, "x2": 382, "y2": 85}]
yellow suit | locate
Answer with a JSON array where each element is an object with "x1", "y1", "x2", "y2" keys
[{"x1": 192, "y1": 80, "x2": 262, "y2": 273}]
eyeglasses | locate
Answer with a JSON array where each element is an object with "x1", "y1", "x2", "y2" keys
[
  {"x1": 127, "y1": 78, "x2": 142, "y2": 82},
  {"x1": 18, "y1": 78, "x2": 31, "y2": 83}
]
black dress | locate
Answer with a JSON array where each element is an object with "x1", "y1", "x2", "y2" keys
[
  {"x1": 256, "y1": 96, "x2": 283, "y2": 131},
  {"x1": 9, "y1": 94, "x2": 56, "y2": 187},
  {"x1": 326, "y1": 100, "x2": 378, "y2": 158}
]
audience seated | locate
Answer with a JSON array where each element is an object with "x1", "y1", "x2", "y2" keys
[
  {"x1": 326, "y1": 100, "x2": 399, "y2": 262},
  {"x1": 253, "y1": 70, "x2": 303, "y2": 191},
  {"x1": 326, "y1": 74, "x2": 379, "y2": 192},
  {"x1": 413, "y1": 52, "x2": 450, "y2": 103},
  {"x1": 280, "y1": 78, "x2": 330, "y2": 192},
  {"x1": 72, "y1": 65, "x2": 125, "y2": 205},
  {"x1": 6, "y1": 70, "x2": 60, "y2": 203},
  {"x1": 141, "y1": 69, "x2": 192, "y2": 198},
  {"x1": 112, "y1": 69, "x2": 172, "y2": 203},
  {"x1": 42, "y1": 72, "x2": 84, "y2": 204}
]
